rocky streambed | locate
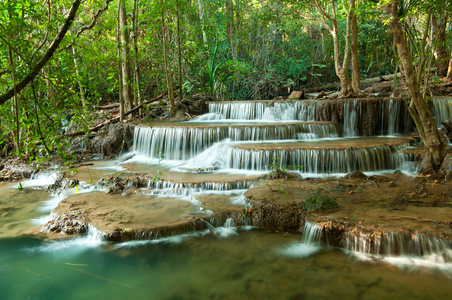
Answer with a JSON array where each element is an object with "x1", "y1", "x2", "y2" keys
[{"x1": 16, "y1": 158, "x2": 450, "y2": 256}]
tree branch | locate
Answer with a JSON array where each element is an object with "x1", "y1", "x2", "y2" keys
[
  {"x1": 0, "y1": 0, "x2": 82, "y2": 106},
  {"x1": 74, "y1": 0, "x2": 114, "y2": 38}
]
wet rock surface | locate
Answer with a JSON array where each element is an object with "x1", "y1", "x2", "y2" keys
[
  {"x1": 0, "y1": 158, "x2": 34, "y2": 182},
  {"x1": 41, "y1": 210, "x2": 88, "y2": 235},
  {"x1": 90, "y1": 123, "x2": 134, "y2": 157},
  {"x1": 245, "y1": 172, "x2": 452, "y2": 241}
]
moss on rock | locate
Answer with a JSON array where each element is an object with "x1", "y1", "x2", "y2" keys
[{"x1": 301, "y1": 194, "x2": 340, "y2": 212}]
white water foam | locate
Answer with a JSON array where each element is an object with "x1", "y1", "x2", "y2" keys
[
  {"x1": 278, "y1": 222, "x2": 323, "y2": 258},
  {"x1": 345, "y1": 250, "x2": 452, "y2": 277},
  {"x1": 38, "y1": 184, "x2": 96, "y2": 213},
  {"x1": 176, "y1": 140, "x2": 233, "y2": 171},
  {"x1": 278, "y1": 242, "x2": 322, "y2": 258},
  {"x1": 30, "y1": 214, "x2": 53, "y2": 226},
  {"x1": 114, "y1": 226, "x2": 243, "y2": 249},
  {"x1": 19, "y1": 171, "x2": 60, "y2": 188},
  {"x1": 29, "y1": 225, "x2": 105, "y2": 254}
]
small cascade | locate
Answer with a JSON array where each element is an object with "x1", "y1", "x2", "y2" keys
[
  {"x1": 225, "y1": 145, "x2": 409, "y2": 173},
  {"x1": 301, "y1": 221, "x2": 323, "y2": 245},
  {"x1": 208, "y1": 102, "x2": 269, "y2": 120},
  {"x1": 224, "y1": 218, "x2": 236, "y2": 227},
  {"x1": 298, "y1": 101, "x2": 319, "y2": 122},
  {"x1": 34, "y1": 224, "x2": 105, "y2": 253},
  {"x1": 279, "y1": 221, "x2": 323, "y2": 258},
  {"x1": 262, "y1": 102, "x2": 301, "y2": 121},
  {"x1": 228, "y1": 124, "x2": 298, "y2": 141},
  {"x1": 296, "y1": 123, "x2": 338, "y2": 139},
  {"x1": 208, "y1": 101, "x2": 314, "y2": 121},
  {"x1": 343, "y1": 100, "x2": 359, "y2": 137},
  {"x1": 431, "y1": 97, "x2": 452, "y2": 127},
  {"x1": 381, "y1": 98, "x2": 401, "y2": 135},
  {"x1": 118, "y1": 212, "x2": 250, "y2": 242},
  {"x1": 146, "y1": 180, "x2": 255, "y2": 196},
  {"x1": 133, "y1": 126, "x2": 226, "y2": 160},
  {"x1": 344, "y1": 231, "x2": 452, "y2": 263},
  {"x1": 133, "y1": 123, "x2": 339, "y2": 160}
]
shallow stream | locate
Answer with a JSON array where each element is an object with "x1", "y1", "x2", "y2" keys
[{"x1": 2, "y1": 229, "x2": 452, "y2": 300}]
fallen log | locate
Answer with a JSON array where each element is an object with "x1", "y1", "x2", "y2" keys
[
  {"x1": 305, "y1": 73, "x2": 403, "y2": 93},
  {"x1": 94, "y1": 103, "x2": 120, "y2": 110}
]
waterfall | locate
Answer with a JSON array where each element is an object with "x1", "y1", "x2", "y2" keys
[
  {"x1": 343, "y1": 100, "x2": 359, "y2": 137},
  {"x1": 133, "y1": 126, "x2": 226, "y2": 160},
  {"x1": 225, "y1": 145, "x2": 409, "y2": 173},
  {"x1": 296, "y1": 123, "x2": 338, "y2": 139},
  {"x1": 146, "y1": 180, "x2": 256, "y2": 196},
  {"x1": 208, "y1": 102, "x2": 269, "y2": 120},
  {"x1": 344, "y1": 231, "x2": 452, "y2": 262},
  {"x1": 301, "y1": 221, "x2": 323, "y2": 245},
  {"x1": 431, "y1": 97, "x2": 452, "y2": 128},
  {"x1": 207, "y1": 101, "x2": 316, "y2": 121},
  {"x1": 384, "y1": 99, "x2": 401, "y2": 135},
  {"x1": 278, "y1": 221, "x2": 323, "y2": 258},
  {"x1": 298, "y1": 101, "x2": 319, "y2": 122},
  {"x1": 133, "y1": 122, "x2": 339, "y2": 161}
]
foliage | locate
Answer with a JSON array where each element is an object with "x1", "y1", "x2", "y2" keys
[
  {"x1": 0, "y1": 0, "x2": 452, "y2": 160},
  {"x1": 301, "y1": 194, "x2": 340, "y2": 212}
]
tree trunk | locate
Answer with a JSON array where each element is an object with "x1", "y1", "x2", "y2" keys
[
  {"x1": 116, "y1": 4, "x2": 124, "y2": 122},
  {"x1": 431, "y1": 14, "x2": 448, "y2": 77},
  {"x1": 177, "y1": 0, "x2": 183, "y2": 103},
  {"x1": 447, "y1": 52, "x2": 452, "y2": 82},
  {"x1": 196, "y1": 0, "x2": 208, "y2": 48},
  {"x1": 387, "y1": 0, "x2": 447, "y2": 168},
  {"x1": 161, "y1": 1, "x2": 175, "y2": 116},
  {"x1": 71, "y1": 45, "x2": 87, "y2": 108},
  {"x1": 313, "y1": 0, "x2": 354, "y2": 97},
  {"x1": 119, "y1": 0, "x2": 133, "y2": 118},
  {"x1": 350, "y1": 0, "x2": 361, "y2": 94},
  {"x1": 235, "y1": 0, "x2": 243, "y2": 58},
  {"x1": 132, "y1": 0, "x2": 142, "y2": 113},
  {"x1": 226, "y1": 0, "x2": 237, "y2": 60}
]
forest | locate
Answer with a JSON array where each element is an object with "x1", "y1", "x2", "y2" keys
[
  {"x1": 0, "y1": 0, "x2": 451, "y2": 166},
  {"x1": 2, "y1": 2, "x2": 452, "y2": 297}
]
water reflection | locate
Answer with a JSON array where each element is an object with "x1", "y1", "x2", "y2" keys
[{"x1": 1, "y1": 230, "x2": 452, "y2": 300}]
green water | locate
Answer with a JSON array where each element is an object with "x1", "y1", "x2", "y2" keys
[
  {"x1": 1, "y1": 179, "x2": 452, "y2": 300},
  {"x1": 1, "y1": 230, "x2": 452, "y2": 300}
]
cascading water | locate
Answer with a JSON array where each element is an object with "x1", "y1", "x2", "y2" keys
[
  {"x1": 382, "y1": 98, "x2": 401, "y2": 135},
  {"x1": 431, "y1": 97, "x2": 452, "y2": 128},
  {"x1": 224, "y1": 145, "x2": 410, "y2": 173},
  {"x1": 279, "y1": 221, "x2": 324, "y2": 258},
  {"x1": 344, "y1": 230, "x2": 452, "y2": 265},
  {"x1": 207, "y1": 101, "x2": 318, "y2": 121},
  {"x1": 133, "y1": 123, "x2": 339, "y2": 160},
  {"x1": 343, "y1": 100, "x2": 359, "y2": 137}
]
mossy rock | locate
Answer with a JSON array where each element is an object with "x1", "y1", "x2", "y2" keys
[{"x1": 301, "y1": 195, "x2": 340, "y2": 212}]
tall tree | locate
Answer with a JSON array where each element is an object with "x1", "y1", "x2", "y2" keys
[
  {"x1": 350, "y1": 0, "x2": 360, "y2": 94},
  {"x1": 387, "y1": 0, "x2": 447, "y2": 168},
  {"x1": 161, "y1": 0, "x2": 176, "y2": 116},
  {"x1": 119, "y1": 0, "x2": 133, "y2": 118},
  {"x1": 132, "y1": 0, "x2": 142, "y2": 111}
]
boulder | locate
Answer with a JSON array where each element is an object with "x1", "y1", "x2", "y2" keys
[{"x1": 90, "y1": 123, "x2": 134, "y2": 157}]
